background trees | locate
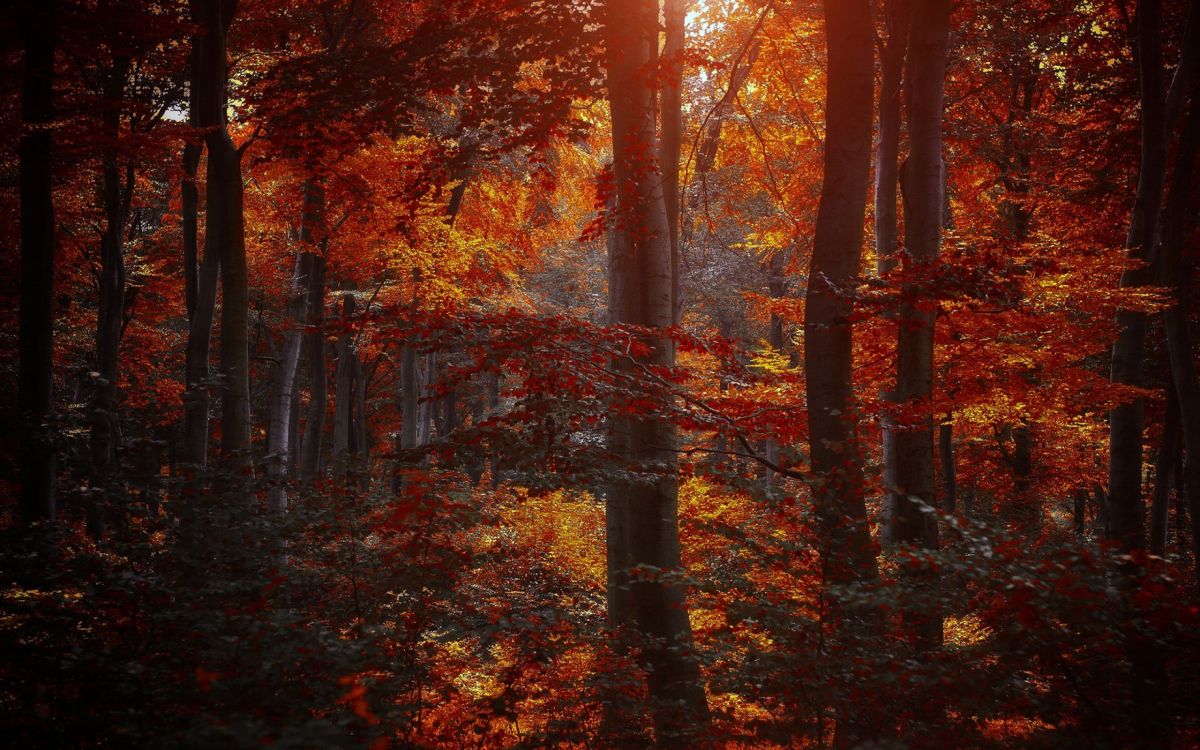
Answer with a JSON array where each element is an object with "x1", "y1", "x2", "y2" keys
[{"x1": 3, "y1": 0, "x2": 1200, "y2": 747}]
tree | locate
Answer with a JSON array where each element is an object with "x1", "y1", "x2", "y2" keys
[
  {"x1": 887, "y1": 0, "x2": 952, "y2": 649},
  {"x1": 804, "y1": 0, "x2": 878, "y2": 588},
  {"x1": 876, "y1": 0, "x2": 910, "y2": 519},
  {"x1": 18, "y1": 0, "x2": 58, "y2": 524},
  {"x1": 603, "y1": 0, "x2": 709, "y2": 742},
  {"x1": 1106, "y1": 0, "x2": 1198, "y2": 552}
]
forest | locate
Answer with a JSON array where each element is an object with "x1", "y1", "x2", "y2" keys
[{"x1": 3, "y1": 0, "x2": 1200, "y2": 747}]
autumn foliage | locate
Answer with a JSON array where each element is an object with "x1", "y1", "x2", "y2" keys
[{"x1": 2, "y1": 0, "x2": 1200, "y2": 747}]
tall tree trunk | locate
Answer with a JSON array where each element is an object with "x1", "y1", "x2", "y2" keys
[
  {"x1": 660, "y1": 0, "x2": 686, "y2": 324},
  {"x1": 804, "y1": 3, "x2": 886, "y2": 743},
  {"x1": 287, "y1": 371, "x2": 301, "y2": 475},
  {"x1": 1108, "y1": 0, "x2": 1168, "y2": 552},
  {"x1": 333, "y1": 291, "x2": 357, "y2": 472},
  {"x1": 212, "y1": 137, "x2": 250, "y2": 472},
  {"x1": 89, "y1": 53, "x2": 133, "y2": 536},
  {"x1": 762, "y1": 249, "x2": 788, "y2": 487},
  {"x1": 396, "y1": 341, "x2": 419, "y2": 489},
  {"x1": 183, "y1": 242, "x2": 220, "y2": 466},
  {"x1": 876, "y1": 0, "x2": 909, "y2": 529},
  {"x1": 998, "y1": 70, "x2": 1041, "y2": 534},
  {"x1": 182, "y1": 23, "x2": 203, "y2": 325},
  {"x1": 1161, "y1": 67, "x2": 1200, "y2": 587},
  {"x1": 294, "y1": 180, "x2": 328, "y2": 483},
  {"x1": 189, "y1": 0, "x2": 250, "y2": 473},
  {"x1": 889, "y1": 0, "x2": 951, "y2": 649},
  {"x1": 266, "y1": 250, "x2": 308, "y2": 513},
  {"x1": 298, "y1": 246, "x2": 327, "y2": 478},
  {"x1": 1149, "y1": 387, "x2": 1180, "y2": 556},
  {"x1": 939, "y1": 420, "x2": 956, "y2": 513},
  {"x1": 804, "y1": 0, "x2": 879, "y2": 587},
  {"x1": 18, "y1": 0, "x2": 58, "y2": 524},
  {"x1": 603, "y1": 0, "x2": 709, "y2": 742},
  {"x1": 418, "y1": 353, "x2": 436, "y2": 448},
  {"x1": 353, "y1": 354, "x2": 369, "y2": 462}
]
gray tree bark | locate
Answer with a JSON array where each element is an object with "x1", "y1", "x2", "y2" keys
[
  {"x1": 888, "y1": 0, "x2": 950, "y2": 547},
  {"x1": 603, "y1": 0, "x2": 709, "y2": 742},
  {"x1": 888, "y1": 0, "x2": 951, "y2": 650},
  {"x1": 876, "y1": 0, "x2": 909, "y2": 521},
  {"x1": 266, "y1": 249, "x2": 309, "y2": 513},
  {"x1": 660, "y1": 0, "x2": 687, "y2": 324},
  {"x1": 298, "y1": 244, "x2": 328, "y2": 478},
  {"x1": 333, "y1": 291, "x2": 357, "y2": 471},
  {"x1": 804, "y1": 0, "x2": 879, "y2": 587}
]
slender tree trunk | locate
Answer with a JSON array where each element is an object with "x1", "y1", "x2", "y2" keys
[
  {"x1": 890, "y1": 0, "x2": 951, "y2": 649},
  {"x1": 182, "y1": 30, "x2": 202, "y2": 324},
  {"x1": 804, "y1": 0, "x2": 879, "y2": 587},
  {"x1": 1011, "y1": 419, "x2": 1038, "y2": 531},
  {"x1": 89, "y1": 53, "x2": 133, "y2": 536},
  {"x1": 333, "y1": 291, "x2": 357, "y2": 471},
  {"x1": 603, "y1": 0, "x2": 709, "y2": 742},
  {"x1": 266, "y1": 250, "x2": 308, "y2": 513},
  {"x1": 212, "y1": 136, "x2": 250, "y2": 471},
  {"x1": 1108, "y1": 0, "x2": 1168, "y2": 552},
  {"x1": 760, "y1": 250, "x2": 788, "y2": 487},
  {"x1": 287, "y1": 372, "x2": 301, "y2": 475},
  {"x1": 353, "y1": 354, "x2": 369, "y2": 461},
  {"x1": 18, "y1": 0, "x2": 58, "y2": 524},
  {"x1": 184, "y1": 239, "x2": 220, "y2": 466},
  {"x1": 298, "y1": 248, "x2": 327, "y2": 478},
  {"x1": 939, "y1": 420, "x2": 956, "y2": 513},
  {"x1": 295, "y1": 180, "x2": 327, "y2": 481},
  {"x1": 660, "y1": 0, "x2": 687, "y2": 325},
  {"x1": 396, "y1": 342, "x2": 419, "y2": 487},
  {"x1": 180, "y1": 28, "x2": 208, "y2": 468},
  {"x1": 1160, "y1": 67, "x2": 1200, "y2": 587},
  {"x1": 695, "y1": 41, "x2": 759, "y2": 178},
  {"x1": 1149, "y1": 387, "x2": 1180, "y2": 556},
  {"x1": 803, "y1": 3, "x2": 888, "y2": 744},
  {"x1": 998, "y1": 70, "x2": 1041, "y2": 534},
  {"x1": 189, "y1": 0, "x2": 250, "y2": 473},
  {"x1": 877, "y1": 0, "x2": 909, "y2": 528}
]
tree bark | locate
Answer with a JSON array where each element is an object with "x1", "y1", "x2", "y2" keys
[
  {"x1": 876, "y1": 0, "x2": 909, "y2": 521},
  {"x1": 1160, "y1": 64, "x2": 1200, "y2": 587},
  {"x1": 184, "y1": 0, "x2": 245, "y2": 471},
  {"x1": 212, "y1": 138, "x2": 250, "y2": 472},
  {"x1": 18, "y1": 0, "x2": 58, "y2": 524},
  {"x1": 1108, "y1": 0, "x2": 1168, "y2": 552},
  {"x1": 660, "y1": 0, "x2": 687, "y2": 324},
  {"x1": 762, "y1": 249, "x2": 789, "y2": 487},
  {"x1": 298, "y1": 247, "x2": 327, "y2": 478},
  {"x1": 1149, "y1": 387, "x2": 1180, "y2": 556},
  {"x1": 89, "y1": 52, "x2": 133, "y2": 536},
  {"x1": 188, "y1": 0, "x2": 250, "y2": 473},
  {"x1": 804, "y1": 0, "x2": 879, "y2": 587},
  {"x1": 875, "y1": 0, "x2": 909, "y2": 280},
  {"x1": 266, "y1": 250, "x2": 308, "y2": 513},
  {"x1": 603, "y1": 0, "x2": 709, "y2": 742},
  {"x1": 938, "y1": 420, "x2": 956, "y2": 513},
  {"x1": 889, "y1": 0, "x2": 951, "y2": 649},
  {"x1": 333, "y1": 291, "x2": 357, "y2": 471},
  {"x1": 889, "y1": 0, "x2": 950, "y2": 545}
]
